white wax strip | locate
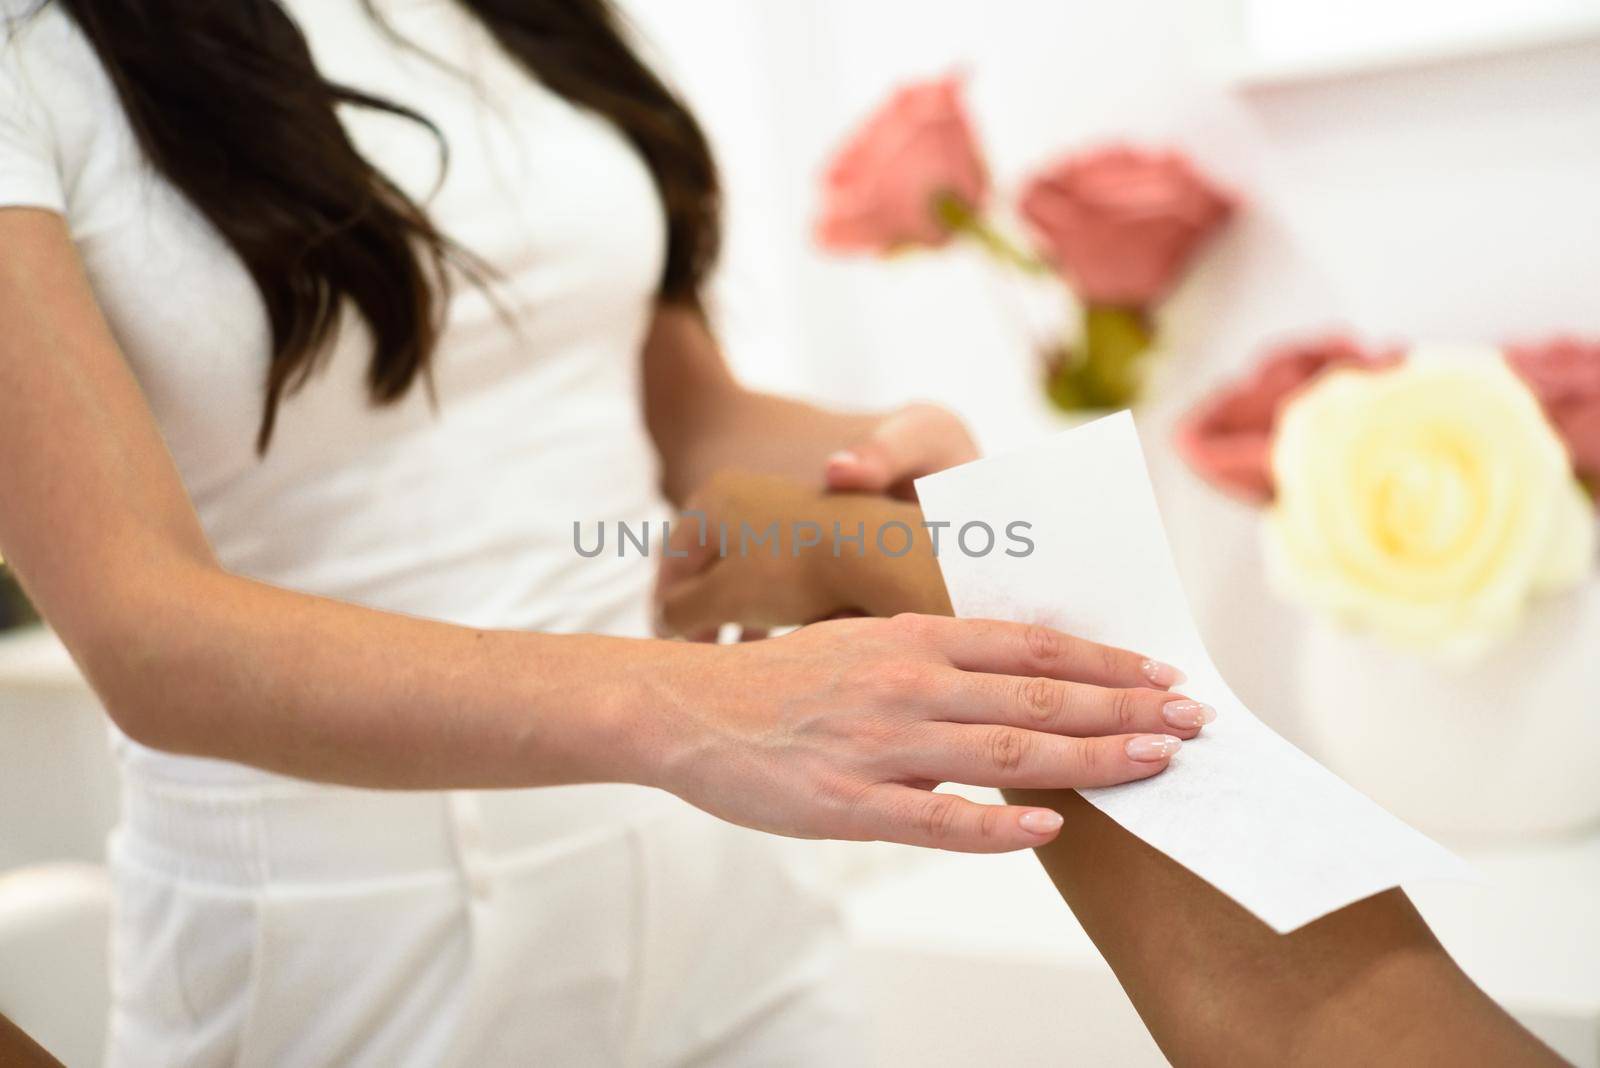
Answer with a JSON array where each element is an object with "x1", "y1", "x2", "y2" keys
[{"x1": 914, "y1": 411, "x2": 1474, "y2": 933}]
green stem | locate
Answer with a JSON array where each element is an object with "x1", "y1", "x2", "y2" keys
[
  {"x1": 1044, "y1": 305, "x2": 1154, "y2": 411},
  {"x1": 933, "y1": 192, "x2": 1051, "y2": 275}
]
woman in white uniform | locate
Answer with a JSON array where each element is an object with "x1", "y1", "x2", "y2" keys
[{"x1": 0, "y1": 1, "x2": 1214, "y2": 1063}]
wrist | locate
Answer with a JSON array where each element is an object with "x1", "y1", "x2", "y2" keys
[
  {"x1": 820, "y1": 496, "x2": 952, "y2": 617},
  {"x1": 537, "y1": 633, "x2": 684, "y2": 790},
  {"x1": 592, "y1": 634, "x2": 723, "y2": 796}
]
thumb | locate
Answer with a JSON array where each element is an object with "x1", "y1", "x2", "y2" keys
[
  {"x1": 825, "y1": 404, "x2": 977, "y2": 497},
  {"x1": 824, "y1": 440, "x2": 897, "y2": 494}
]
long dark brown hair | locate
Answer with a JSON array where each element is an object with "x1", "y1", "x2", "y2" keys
[{"x1": 42, "y1": 0, "x2": 719, "y2": 450}]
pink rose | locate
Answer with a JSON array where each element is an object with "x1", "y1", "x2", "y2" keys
[
  {"x1": 1506, "y1": 337, "x2": 1600, "y2": 496},
  {"x1": 1174, "y1": 336, "x2": 1397, "y2": 502},
  {"x1": 814, "y1": 75, "x2": 989, "y2": 253},
  {"x1": 1020, "y1": 146, "x2": 1235, "y2": 307}
]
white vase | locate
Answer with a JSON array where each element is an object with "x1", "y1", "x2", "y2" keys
[{"x1": 1295, "y1": 580, "x2": 1600, "y2": 844}]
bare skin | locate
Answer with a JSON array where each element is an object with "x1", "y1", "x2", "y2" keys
[
  {"x1": 0, "y1": 206, "x2": 1197, "y2": 852},
  {"x1": 0, "y1": 1014, "x2": 62, "y2": 1068},
  {"x1": 656, "y1": 471, "x2": 1563, "y2": 1066},
  {"x1": 641, "y1": 306, "x2": 979, "y2": 506}
]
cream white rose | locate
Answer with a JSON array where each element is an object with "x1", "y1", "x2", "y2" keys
[{"x1": 1265, "y1": 345, "x2": 1596, "y2": 657}]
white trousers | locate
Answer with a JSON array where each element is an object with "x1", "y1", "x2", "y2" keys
[{"x1": 105, "y1": 769, "x2": 864, "y2": 1067}]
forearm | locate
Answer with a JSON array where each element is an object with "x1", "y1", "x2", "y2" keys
[
  {"x1": 660, "y1": 388, "x2": 880, "y2": 505},
  {"x1": 0, "y1": 1013, "x2": 61, "y2": 1068},
  {"x1": 826, "y1": 496, "x2": 954, "y2": 618},
  {"x1": 0, "y1": 211, "x2": 691, "y2": 791},
  {"x1": 1006, "y1": 790, "x2": 1554, "y2": 1065},
  {"x1": 76, "y1": 562, "x2": 685, "y2": 790},
  {"x1": 641, "y1": 304, "x2": 881, "y2": 504}
]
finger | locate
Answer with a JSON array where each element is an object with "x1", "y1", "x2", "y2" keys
[
  {"x1": 904, "y1": 614, "x2": 1187, "y2": 690},
  {"x1": 824, "y1": 443, "x2": 898, "y2": 494},
  {"x1": 932, "y1": 674, "x2": 1213, "y2": 739},
  {"x1": 737, "y1": 626, "x2": 770, "y2": 642},
  {"x1": 825, "y1": 405, "x2": 977, "y2": 495},
  {"x1": 658, "y1": 568, "x2": 750, "y2": 637},
  {"x1": 657, "y1": 613, "x2": 722, "y2": 642},
  {"x1": 855, "y1": 784, "x2": 1067, "y2": 853},
  {"x1": 653, "y1": 514, "x2": 720, "y2": 638},
  {"x1": 897, "y1": 723, "x2": 1181, "y2": 790},
  {"x1": 660, "y1": 511, "x2": 716, "y2": 583}
]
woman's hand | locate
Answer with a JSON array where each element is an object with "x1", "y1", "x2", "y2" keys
[{"x1": 644, "y1": 612, "x2": 1202, "y2": 853}]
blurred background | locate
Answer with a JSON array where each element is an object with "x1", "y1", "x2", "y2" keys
[
  {"x1": 631, "y1": 0, "x2": 1600, "y2": 734},
  {"x1": 3, "y1": 0, "x2": 1599, "y2": 1063}
]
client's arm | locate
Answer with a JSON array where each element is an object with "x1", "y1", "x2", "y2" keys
[
  {"x1": 658, "y1": 472, "x2": 1563, "y2": 1066},
  {"x1": 641, "y1": 304, "x2": 977, "y2": 505},
  {"x1": 1010, "y1": 790, "x2": 1555, "y2": 1065},
  {"x1": 0, "y1": 1013, "x2": 63, "y2": 1067}
]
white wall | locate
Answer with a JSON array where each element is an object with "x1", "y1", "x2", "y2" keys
[{"x1": 628, "y1": 0, "x2": 1600, "y2": 735}]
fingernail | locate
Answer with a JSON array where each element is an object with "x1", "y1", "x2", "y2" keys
[
  {"x1": 1141, "y1": 658, "x2": 1186, "y2": 688},
  {"x1": 1018, "y1": 809, "x2": 1063, "y2": 835},
  {"x1": 826, "y1": 450, "x2": 858, "y2": 469},
  {"x1": 1161, "y1": 700, "x2": 1216, "y2": 730},
  {"x1": 1126, "y1": 734, "x2": 1183, "y2": 762}
]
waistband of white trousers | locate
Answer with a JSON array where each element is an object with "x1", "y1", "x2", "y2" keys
[{"x1": 113, "y1": 761, "x2": 680, "y2": 889}]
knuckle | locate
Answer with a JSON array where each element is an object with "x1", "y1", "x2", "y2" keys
[
  {"x1": 890, "y1": 612, "x2": 936, "y2": 643},
  {"x1": 867, "y1": 661, "x2": 933, "y2": 707},
  {"x1": 987, "y1": 726, "x2": 1030, "y2": 775},
  {"x1": 978, "y1": 803, "x2": 1003, "y2": 839},
  {"x1": 1072, "y1": 739, "x2": 1105, "y2": 780},
  {"x1": 834, "y1": 708, "x2": 890, "y2": 751},
  {"x1": 918, "y1": 795, "x2": 963, "y2": 841},
  {"x1": 1109, "y1": 688, "x2": 1143, "y2": 733},
  {"x1": 870, "y1": 710, "x2": 930, "y2": 755},
  {"x1": 1017, "y1": 676, "x2": 1062, "y2": 725},
  {"x1": 816, "y1": 777, "x2": 876, "y2": 836},
  {"x1": 827, "y1": 616, "x2": 877, "y2": 644},
  {"x1": 1022, "y1": 624, "x2": 1062, "y2": 665},
  {"x1": 1097, "y1": 642, "x2": 1125, "y2": 682}
]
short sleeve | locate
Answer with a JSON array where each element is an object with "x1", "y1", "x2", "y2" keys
[{"x1": 0, "y1": 24, "x2": 67, "y2": 213}]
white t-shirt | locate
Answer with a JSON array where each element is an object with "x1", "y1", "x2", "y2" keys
[{"x1": 1, "y1": 2, "x2": 672, "y2": 778}]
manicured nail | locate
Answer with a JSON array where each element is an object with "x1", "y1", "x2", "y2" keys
[
  {"x1": 1162, "y1": 700, "x2": 1216, "y2": 730},
  {"x1": 1019, "y1": 809, "x2": 1064, "y2": 835},
  {"x1": 1126, "y1": 734, "x2": 1183, "y2": 762},
  {"x1": 1141, "y1": 658, "x2": 1186, "y2": 688},
  {"x1": 826, "y1": 450, "x2": 858, "y2": 469}
]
